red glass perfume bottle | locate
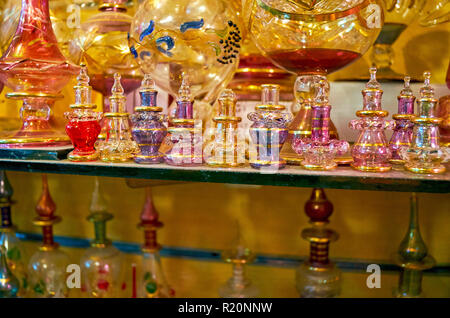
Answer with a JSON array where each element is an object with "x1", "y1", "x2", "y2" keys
[
  {"x1": 0, "y1": 0, "x2": 79, "y2": 148},
  {"x1": 65, "y1": 65, "x2": 102, "y2": 161}
]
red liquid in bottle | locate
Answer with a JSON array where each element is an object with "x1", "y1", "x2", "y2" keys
[
  {"x1": 66, "y1": 120, "x2": 101, "y2": 155},
  {"x1": 90, "y1": 74, "x2": 142, "y2": 97},
  {"x1": 267, "y1": 48, "x2": 361, "y2": 75}
]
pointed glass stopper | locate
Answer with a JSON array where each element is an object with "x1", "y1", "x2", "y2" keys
[
  {"x1": 73, "y1": 64, "x2": 93, "y2": 106},
  {"x1": 138, "y1": 74, "x2": 158, "y2": 108},
  {"x1": 141, "y1": 74, "x2": 155, "y2": 91},
  {"x1": 419, "y1": 71, "x2": 434, "y2": 99},
  {"x1": 217, "y1": 89, "x2": 237, "y2": 117},
  {"x1": 400, "y1": 76, "x2": 413, "y2": 96},
  {"x1": 0, "y1": 246, "x2": 19, "y2": 298},
  {"x1": 109, "y1": 73, "x2": 126, "y2": 113},
  {"x1": 366, "y1": 67, "x2": 381, "y2": 90},
  {"x1": 177, "y1": 74, "x2": 192, "y2": 102},
  {"x1": 36, "y1": 175, "x2": 56, "y2": 220}
]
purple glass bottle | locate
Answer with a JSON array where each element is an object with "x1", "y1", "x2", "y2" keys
[
  {"x1": 130, "y1": 75, "x2": 167, "y2": 164},
  {"x1": 349, "y1": 67, "x2": 394, "y2": 172},
  {"x1": 389, "y1": 76, "x2": 416, "y2": 164},
  {"x1": 164, "y1": 75, "x2": 203, "y2": 166},
  {"x1": 292, "y1": 80, "x2": 348, "y2": 170}
]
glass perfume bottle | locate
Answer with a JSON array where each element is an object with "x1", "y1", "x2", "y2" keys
[
  {"x1": 350, "y1": 67, "x2": 394, "y2": 172},
  {"x1": 81, "y1": 177, "x2": 125, "y2": 298},
  {"x1": 138, "y1": 188, "x2": 173, "y2": 298},
  {"x1": 205, "y1": 89, "x2": 246, "y2": 167},
  {"x1": 219, "y1": 225, "x2": 259, "y2": 298},
  {"x1": 65, "y1": 65, "x2": 102, "y2": 162},
  {"x1": 292, "y1": 80, "x2": 349, "y2": 170},
  {"x1": 296, "y1": 188, "x2": 340, "y2": 298},
  {"x1": 0, "y1": 245, "x2": 19, "y2": 298},
  {"x1": 401, "y1": 72, "x2": 448, "y2": 174},
  {"x1": 96, "y1": 73, "x2": 139, "y2": 162},
  {"x1": 389, "y1": 77, "x2": 416, "y2": 165},
  {"x1": 0, "y1": 0, "x2": 79, "y2": 148},
  {"x1": 394, "y1": 193, "x2": 435, "y2": 298},
  {"x1": 164, "y1": 75, "x2": 203, "y2": 166},
  {"x1": 28, "y1": 175, "x2": 70, "y2": 298},
  {"x1": 0, "y1": 171, "x2": 27, "y2": 297},
  {"x1": 248, "y1": 84, "x2": 292, "y2": 170},
  {"x1": 130, "y1": 75, "x2": 167, "y2": 164}
]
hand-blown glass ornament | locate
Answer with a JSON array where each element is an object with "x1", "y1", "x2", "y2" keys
[
  {"x1": 65, "y1": 65, "x2": 102, "y2": 162},
  {"x1": 131, "y1": 75, "x2": 167, "y2": 164}
]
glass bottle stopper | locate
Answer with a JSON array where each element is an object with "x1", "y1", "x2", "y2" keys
[
  {"x1": 136, "y1": 74, "x2": 160, "y2": 111},
  {"x1": 88, "y1": 177, "x2": 113, "y2": 247},
  {"x1": 217, "y1": 89, "x2": 238, "y2": 117},
  {"x1": 256, "y1": 84, "x2": 285, "y2": 111},
  {"x1": 417, "y1": 71, "x2": 438, "y2": 118},
  {"x1": 0, "y1": 171, "x2": 13, "y2": 229},
  {"x1": 138, "y1": 188, "x2": 163, "y2": 253},
  {"x1": 109, "y1": 73, "x2": 126, "y2": 113},
  {"x1": 396, "y1": 76, "x2": 415, "y2": 116},
  {"x1": 361, "y1": 67, "x2": 383, "y2": 112},
  {"x1": 175, "y1": 74, "x2": 193, "y2": 119},
  {"x1": 33, "y1": 175, "x2": 61, "y2": 251},
  {"x1": 71, "y1": 64, "x2": 95, "y2": 109}
]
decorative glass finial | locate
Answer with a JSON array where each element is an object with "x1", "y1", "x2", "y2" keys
[
  {"x1": 177, "y1": 74, "x2": 192, "y2": 102},
  {"x1": 366, "y1": 67, "x2": 381, "y2": 90},
  {"x1": 400, "y1": 76, "x2": 413, "y2": 97},
  {"x1": 111, "y1": 73, "x2": 125, "y2": 97},
  {"x1": 141, "y1": 74, "x2": 156, "y2": 91},
  {"x1": 419, "y1": 71, "x2": 434, "y2": 99},
  {"x1": 77, "y1": 64, "x2": 90, "y2": 86}
]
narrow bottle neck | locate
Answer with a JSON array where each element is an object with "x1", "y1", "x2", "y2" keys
[
  {"x1": 175, "y1": 101, "x2": 193, "y2": 119},
  {"x1": 397, "y1": 96, "x2": 415, "y2": 115},
  {"x1": 141, "y1": 91, "x2": 158, "y2": 107},
  {"x1": 42, "y1": 225, "x2": 54, "y2": 247},
  {"x1": 93, "y1": 221, "x2": 107, "y2": 245},
  {"x1": 309, "y1": 241, "x2": 330, "y2": 266},
  {"x1": 1, "y1": 205, "x2": 12, "y2": 228},
  {"x1": 143, "y1": 229, "x2": 159, "y2": 251},
  {"x1": 310, "y1": 105, "x2": 331, "y2": 143}
]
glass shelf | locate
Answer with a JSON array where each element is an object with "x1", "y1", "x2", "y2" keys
[{"x1": 0, "y1": 159, "x2": 448, "y2": 193}]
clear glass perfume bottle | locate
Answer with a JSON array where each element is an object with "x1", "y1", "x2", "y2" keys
[
  {"x1": 350, "y1": 67, "x2": 394, "y2": 172},
  {"x1": 292, "y1": 80, "x2": 348, "y2": 170},
  {"x1": 394, "y1": 193, "x2": 435, "y2": 298},
  {"x1": 205, "y1": 89, "x2": 246, "y2": 167},
  {"x1": 400, "y1": 72, "x2": 448, "y2": 174},
  {"x1": 96, "y1": 73, "x2": 139, "y2": 162},
  {"x1": 65, "y1": 64, "x2": 102, "y2": 162},
  {"x1": 136, "y1": 188, "x2": 173, "y2": 298},
  {"x1": 296, "y1": 188, "x2": 341, "y2": 298},
  {"x1": 248, "y1": 84, "x2": 292, "y2": 170},
  {"x1": 164, "y1": 75, "x2": 203, "y2": 166},
  {"x1": 0, "y1": 245, "x2": 19, "y2": 298},
  {"x1": 389, "y1": 76, "x2": 416, "y2": 164},
  {"x1": 0, "y1": 171, "x2": 27, "y2": 297},
  {"x1": 81, "y1": 177, "x2": 125, "y2": 298},
  {"x1": 219, "y1": 224, "x2": 259, "y2": 298},
  {"x1": 28, "y1": 175, "x2": 70, "y2": 298},
  {"x1": 130, "y1": 74, "x2": 167, "y2": 164}
]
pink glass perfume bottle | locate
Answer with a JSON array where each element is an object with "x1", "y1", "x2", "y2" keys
[
  {"x1": 81, "y1": 178, "x2": 125, "y2": 298},
  {"x1": 164, "y1": 75, "x2": 203, "y2": 166},
  {"x1": 292, "y1": 80, "x2": 349, "y2": 170},
  {"x1": 248, "y1": 84, "x2": 292, "y2": 170},
  {"x1": 401, "y1": 72, "x2": 448, "y2": 174},
  {"x1": 138, "y1": 188, "x2": 173, "y2": 298},
  {"x1": 28, "y1": 175, "x2": 70, "y2": 298},
  {"x1": 350, "y1": 68, "x2": 394, "y2": 172},
  {"x1": 296, "y1": 189, "x2": 340, "y2": 298},
  {"x1": 0, "y1": 0, "x2": 79, "y2": 148},
  {"x1": 205, "y1": 89, "x2": 245, "y2": 167},
  {"x1": 96, "y1": 73, "x2": 139, "y2": 162},
  {"x1": 130, "y1": 75, "x2": 167, "y2": 164},
  {"x1": 65, "y1": 65, "x2": 102, "y2": 162},
  {"x1": 389, "y1": 77, "x2": 416, "y2": 165}
]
